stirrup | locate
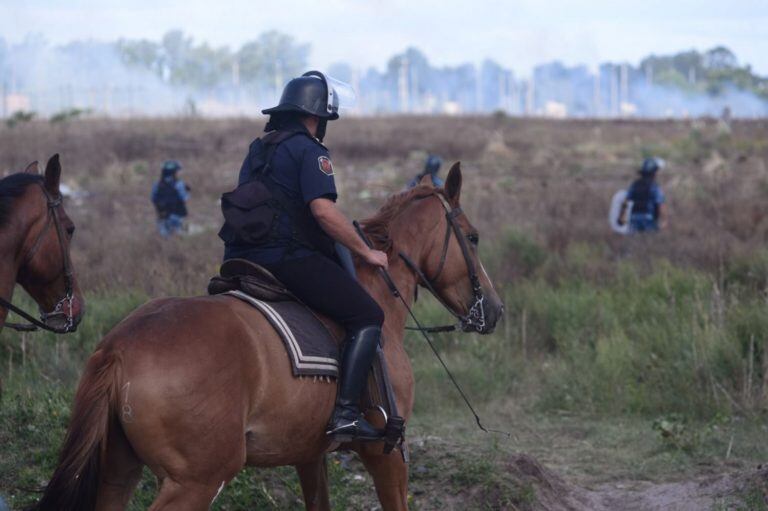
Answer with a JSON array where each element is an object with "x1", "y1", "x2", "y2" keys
[{"x1": 326, "y1": 419, "x2": 383, "y2": 443}]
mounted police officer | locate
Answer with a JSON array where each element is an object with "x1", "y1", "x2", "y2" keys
[
  {"x1": 220, "y1": 71, "x2": 388, "y2": 442},
  {"x1": 151, "y1": 160, "x2": 190, "y2": 237},
  {"x1": 408, "y1": 154, "x2": 443, "y2": 188},
  {"x1": 618, "y1": 157, "x2": 667, "y2": 233}
]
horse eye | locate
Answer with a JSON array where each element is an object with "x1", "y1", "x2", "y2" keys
[
  {"x1": 66, "y1": 225, "x2": 75, "y2": 237},
  {"x1": 467, "y1": 233, "x2": 479, "y2": 245}
]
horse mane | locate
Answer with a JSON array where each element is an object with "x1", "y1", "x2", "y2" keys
[
  {"x1": 361, "y1": 184, "x2": 442, "y2": 252},
  {"x1": 0, "y1": 173, "x2": 43, "y2": 228}
]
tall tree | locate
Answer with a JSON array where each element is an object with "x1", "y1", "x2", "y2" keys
[{"x1": 117, "y1": 38, "x2": 162, "y2": 75}]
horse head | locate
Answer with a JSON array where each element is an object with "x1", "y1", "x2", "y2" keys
[
  {"x1": 381, "y1": 162, "x2": 504, "y2": 334},
  {"x1": 10, "y1": 155, "x2": 84, "y2": 332}
]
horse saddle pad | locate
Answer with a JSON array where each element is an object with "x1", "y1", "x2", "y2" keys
[{"x1": 208, "y1": 259, "x2": 340, "y2": 378}]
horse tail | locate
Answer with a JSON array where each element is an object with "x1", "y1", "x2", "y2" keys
[{"x1": 30, "y1": 348, "x2": 121, "y2": 511}]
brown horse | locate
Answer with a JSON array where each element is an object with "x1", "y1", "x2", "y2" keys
[
  {"x1": 32, "y1": 163, "x2": 503, "y2": 511},
  {"x1": 0, "y1": 155, "x2": 84, "y2": 334}
]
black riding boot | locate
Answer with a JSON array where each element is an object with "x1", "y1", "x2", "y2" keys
[{"x1": 326, "y1": 326, "x2": 383, "y2": 442}]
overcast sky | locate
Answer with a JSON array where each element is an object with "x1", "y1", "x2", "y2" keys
[{"x1": 3, "y1": 0, "x2": 767, "y2": 76}]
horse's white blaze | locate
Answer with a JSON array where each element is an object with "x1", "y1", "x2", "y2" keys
[{"x1": 479, "y1": 260, "x2": 496, "y2": 291}]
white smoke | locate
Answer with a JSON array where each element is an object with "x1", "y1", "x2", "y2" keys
[{"x1": 1, "y1": 36, "x2": 766, "y2": 118}]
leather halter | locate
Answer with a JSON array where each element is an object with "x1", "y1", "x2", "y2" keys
[
  {"x1": 0, "y1": 182, "x2": 76, "y2": 333},
  {"x1": 399, "y1": 193, "x2": 486, "y2": 333}
]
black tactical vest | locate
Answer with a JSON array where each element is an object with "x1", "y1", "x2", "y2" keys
[
  {"x1": 153, "y1": 179, "x2": 187, "y2": 218},
  {"x1": 629, "y1": 177, "x2": 657, "y2": 217},
  {"x1": 218, "y1": 131, "x2": 336, "y2": 259}
]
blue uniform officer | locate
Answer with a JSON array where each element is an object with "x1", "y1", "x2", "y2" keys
[
  {"x1": 408, "y1": 154, "x2": 444, "y2": 188},
  {"x1": 618, "y1": 157, "x2": 666, "y2": 232},
  {"x1": 221, "y1": 71, "x2": 388, "y2": 443},
  {"x1": 151, "y1": 160, "x2": 190, "y2": 237}
]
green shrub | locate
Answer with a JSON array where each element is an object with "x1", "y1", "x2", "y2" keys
[
  {"x1": 493, "y1": 229, "x2": 547, "y2": 282},
  {"x1": 50, "y1": 108, "x2": 91, "y2": 124},
  {"x1": 725, "y1": 249, "x2": 768, "y2": 291},
  {"x1": 5, "y1": 110, "x2": 36, "y2": 128}
]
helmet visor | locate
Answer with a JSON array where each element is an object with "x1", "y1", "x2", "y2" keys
[
  {"x1": 326, "y1": 75, "x2": 357, "y2": 114},
  {"x1": 299, "y1": 70, "x2": 357, "y2": 118}
]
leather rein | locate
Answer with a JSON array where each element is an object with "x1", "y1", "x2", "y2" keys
[
  {"x1": 0, "y1": 183, "x2": 76, "y2": 333},
  {"x1": 398, "y1": 193, "x2": 486, "y2": 334}
]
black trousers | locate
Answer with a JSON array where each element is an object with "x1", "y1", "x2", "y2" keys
[{"x1": 264, "y1": 253, "x2": 384, "y2": 332}]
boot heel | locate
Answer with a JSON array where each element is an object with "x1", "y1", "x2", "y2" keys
[{"x1": 327, "y1": 431, "x2": 354, "y2": 443}]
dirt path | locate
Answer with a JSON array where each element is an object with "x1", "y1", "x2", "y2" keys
[
  {"x1": 506, "y1": 454, "x2": 768, "y2": 511},
  {"x1": 401, "y1": 415, "x2": 768, "y2": 511},
  {"x1": 593, "y1": 476, "x2": 737, "y2": 511}
]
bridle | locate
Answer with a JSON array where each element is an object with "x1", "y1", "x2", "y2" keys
[
  {"x1": 0, "y1": 182, "x2": 76, "y2": 333},
  {"x1": 354, "y1": 196, "x2": 509, "y2": 437},
  {"x1": 398, "y1": 193, "x2": 486, "y2": 333}
]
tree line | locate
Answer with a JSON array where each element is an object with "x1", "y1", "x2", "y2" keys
[
  {"x1": 640, "y1": 46, "x2": 768, "y2": 100},
  {"x1": 114, "y1": 31, "x2": 768, "y2": 103},
  {"x1": 116, "y1": 30, "x2": 309, "y2": 91}
]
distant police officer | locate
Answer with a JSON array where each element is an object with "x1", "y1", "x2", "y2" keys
[
  {"x1": 408, "y1": 154, "x2": 444, "y2": 188},
  {"x1": 151, "y1": 160, "x2": 190, "y2": 237},
  {"x1": 220, "y1": 71, "x2": 388, "y2": 442},
  {"x1": 618, "y1": 157, "x2": 666, "y2": 232}
]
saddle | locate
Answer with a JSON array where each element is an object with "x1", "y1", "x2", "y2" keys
[
  {"x1": 208, "y1": 259, "x2": 407, "y2": 458},
  {"x1": 208, "y1": 258, "x2": 296, "y2": 302}
]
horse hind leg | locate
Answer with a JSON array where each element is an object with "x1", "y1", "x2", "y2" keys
[
  {"x1": 95, "y1": 422, "x2": 143, "y2": 511},
  {"x1": 295, "y1": 457, "x2": 331, "y2": 511}
]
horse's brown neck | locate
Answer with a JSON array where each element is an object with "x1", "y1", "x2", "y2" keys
[
  {"x1": 355, "y1": 196, "x2": 441, "y2": 343},
  {"x1": 0, "y1": 224, "x2": 24, "y2": 327},
  {"x1": 0, "y1": 190, "x2": 39, "y2": 326},
  {"x1": 355, "y1": 259, "x2": 417, "y2": 341}
]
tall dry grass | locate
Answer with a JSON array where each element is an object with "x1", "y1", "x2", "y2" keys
[{"x1": 1, "y1": 116, "x2": 767, "y2": 294}]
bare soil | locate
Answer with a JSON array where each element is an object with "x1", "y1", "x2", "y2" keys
[{"x1": 404, "y1": 443, "x2": 768, "y2": 510}]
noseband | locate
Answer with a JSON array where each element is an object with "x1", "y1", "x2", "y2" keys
[
  {"x1": 399, "y1": 193, "x2": 486, "y2": 333},
  {"x1": 0, "y1": 183, "x2": 76, "y2": 333}
]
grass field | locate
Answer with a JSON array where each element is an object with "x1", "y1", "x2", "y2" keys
[{"x1": 1, "y1": 116, "x2": 768, "y2": 509}]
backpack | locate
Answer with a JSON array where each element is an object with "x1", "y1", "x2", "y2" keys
[
  {"x1": 218, "y1": 132, "x2": 293, "y2": 245},
  {"x1": 218, "y1": 131, "x2": 336, "y2": 258},
  {"x1": 628, "y1": 177, "x2": 658, "y2": 218}
]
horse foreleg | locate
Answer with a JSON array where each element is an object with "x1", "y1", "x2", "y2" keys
[
  {"x1": 295, "y1": 456, "x2": 331, "y2": 511},
  {"x1": 148, "y1": 478, "x2": 228, "y2": 511},
  {"x1": 359, "y1": 450, "x2": 409, "y2": 511}
]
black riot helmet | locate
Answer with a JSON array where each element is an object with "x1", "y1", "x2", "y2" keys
[
  {"x1": 161, "y1": 160, "x2": 182, "y2": 179},
  {"x1": 262, "y1": 71, "x2": 341, "y2": 120},
  {"x1": 639, "y1": 157, "x2": 665, "y2": 175}
]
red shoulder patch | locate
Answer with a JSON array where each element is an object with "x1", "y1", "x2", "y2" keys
[{"x1": 318, "y1": 156, "x2": 334, "y2": 176}]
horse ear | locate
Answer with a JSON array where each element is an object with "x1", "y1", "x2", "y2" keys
[
  {"x1": 44, "y1": 154, "x2": 61, "y2": 194},
  {"x1": 418, "y1": 174, "x2": 433, "y2": 187},
  {"x1": 445, "y1": 161, "x2": 462, "y2": 203},
  {"x1": 23, "y1": 161, "x2": 39, "y2": 174}
]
